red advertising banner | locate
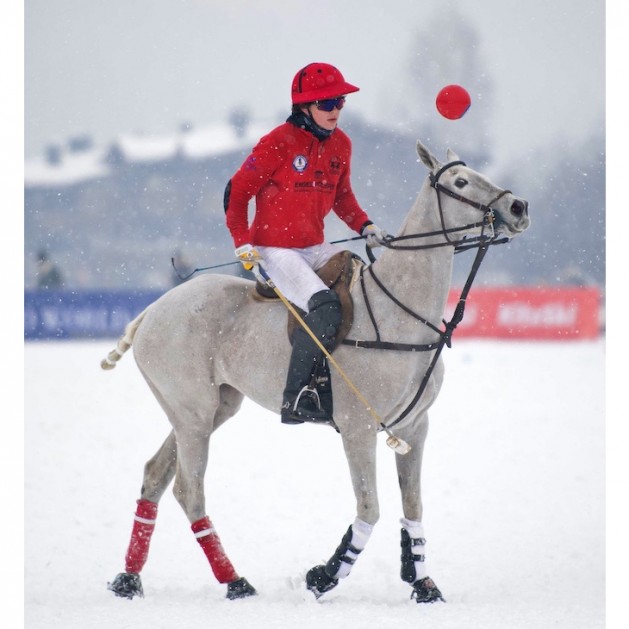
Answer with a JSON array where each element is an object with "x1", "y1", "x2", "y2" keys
[
  {"x1": 445, "y1": 286, "x2": 602, "y2": 340},
  {"x1": 24, "y1": 287, "x2": 602, "y2": 341}
]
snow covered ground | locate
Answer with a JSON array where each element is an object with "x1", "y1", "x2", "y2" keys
[{"x1": 24, "y1": 339, "x2": 606, "y2": 628}]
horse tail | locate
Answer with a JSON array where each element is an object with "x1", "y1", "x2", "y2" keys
[{"x1": 100, "y1": 306, "x2": 150, "y2": 370}]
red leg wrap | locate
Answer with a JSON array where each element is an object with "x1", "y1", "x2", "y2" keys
[
  {"x1": 191, "y1": 516, "x2": 238, "y2": 584},
  {"x1": 124, "y1": 499, "x2": 158, "y2": 574}
]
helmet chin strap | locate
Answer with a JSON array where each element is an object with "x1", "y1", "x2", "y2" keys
[
  {"x1": 308, "y1": 114, "x2": 333, "y2": 138},
  {"x1": 287, "y1": 109, "x2": 333, "y2": 141}
]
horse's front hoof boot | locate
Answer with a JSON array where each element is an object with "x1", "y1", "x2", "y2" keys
[
  {"x1": 226, "y1": 576, "x2": 257, "y2": 600},
  {"x1": 107, "y1": 572, "x2": 144, "y2": 599},
  {"x1": 410, "y1": 576, "x2": 445, "y2": 603},
  {"x1": 306, "y1": 564, "x2": 338, "y2": 599}
]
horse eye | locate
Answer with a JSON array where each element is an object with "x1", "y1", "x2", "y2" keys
[{"x1": 454, "y1": 178, "x2": 467, "y2": 189}]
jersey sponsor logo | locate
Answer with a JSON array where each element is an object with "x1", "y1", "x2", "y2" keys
[
  {"x1": 294, "y1": 181, "x2": 334, "y2": 191},
  {"x1": 292, "y1": 154, "x2": 308, "y2": 172}
]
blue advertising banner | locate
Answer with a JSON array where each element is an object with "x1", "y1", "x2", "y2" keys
[{"x1": 25, "y1": 290, "x2": 163, "y2": 340}]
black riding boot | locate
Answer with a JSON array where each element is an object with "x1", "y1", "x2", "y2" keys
[{"x1": 281, "y1": 289, "x2": 341, "y2": 425}]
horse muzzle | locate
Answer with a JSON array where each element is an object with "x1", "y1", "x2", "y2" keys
[{"x1": 495, "y1": 197, "x2": 530, "y2": 236}]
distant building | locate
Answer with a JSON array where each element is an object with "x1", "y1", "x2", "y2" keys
[{"x1": 24, "y1": 112, "x2": 605, "y2": 291}]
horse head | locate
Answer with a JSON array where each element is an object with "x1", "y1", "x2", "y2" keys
[{"x1": 416, "y1": 140, "x2": 530, "y2": 240}]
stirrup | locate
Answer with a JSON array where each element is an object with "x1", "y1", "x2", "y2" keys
[
  {"x1": 281, "y1": 386, "x2": 333, "y2": 425},
  {"x1": 295, "y1": 386, "x2": 321, "y2": 411}
]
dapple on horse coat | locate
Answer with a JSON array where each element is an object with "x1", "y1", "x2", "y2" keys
[{"x1": 102, "y1": 140, "x2": 529, "y2": 603}]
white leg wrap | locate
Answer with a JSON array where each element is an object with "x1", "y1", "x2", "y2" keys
[{"x1": 401, "y1": 517, "x2": 428, "y2": 581}]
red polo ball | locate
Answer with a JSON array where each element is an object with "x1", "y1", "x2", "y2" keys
[{"x1": 436, "y1": 85, "x2": 471, "y2": 119}]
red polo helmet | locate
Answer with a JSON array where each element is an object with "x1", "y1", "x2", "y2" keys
[{"x1": 291, "y1": 62, "x2": 359, "y2": 104}]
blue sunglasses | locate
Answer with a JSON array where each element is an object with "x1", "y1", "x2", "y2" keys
[{"x1": 313, "y1": 96, "x2": 346, "y2": 112}]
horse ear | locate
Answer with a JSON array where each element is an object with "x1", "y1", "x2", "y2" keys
[
  {"x1": 446, "y1": 148, "x2": 460, "y2": 162},
  {"x1": 416, "y1": 141, "x2": 441, "y2": 170}
]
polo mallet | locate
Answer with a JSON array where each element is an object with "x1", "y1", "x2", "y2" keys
[{"x1": 252, "y1": 263, "x2": 411, "y2": 455}]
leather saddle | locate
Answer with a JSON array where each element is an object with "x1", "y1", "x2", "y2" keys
[{"x1": 252, "y1": 250, "x2": 363, "y2": 348}]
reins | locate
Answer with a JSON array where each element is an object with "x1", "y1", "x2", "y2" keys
[
  {"x1": 377, "y1": 238, "x2": 492, "y2": 431},
  {"x1": 342, "y1": 161, "x2": 511, "y2": 432}
]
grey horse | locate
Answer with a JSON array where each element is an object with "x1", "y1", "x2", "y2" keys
[{"x1": 102, "y1": 140, "x2": 530, "y2": 603}]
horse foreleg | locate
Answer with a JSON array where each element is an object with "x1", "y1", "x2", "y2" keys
[
  {"x1": 108, "y1": 431, "x2": 178, "y2": 599},
  {"x1": 395, "y1": 415, "x2": 444, "y2": 603},
  {"x1": 306, "y1": 427, "x2": 378, "y2": 598}
]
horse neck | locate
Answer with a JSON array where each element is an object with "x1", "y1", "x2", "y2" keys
[
  {"x1": 397, "y1": 178, "x2": 449, "y2": 247},
  {"x1": 368, "y1": 183, "x2": 455, "y2": 333}
]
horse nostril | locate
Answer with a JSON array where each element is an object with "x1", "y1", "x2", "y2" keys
[{"x1": 511, "y1": 200, "x2": 526, "y2": 217}]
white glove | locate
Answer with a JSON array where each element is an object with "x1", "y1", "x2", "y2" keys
[
  {"x1": 235, "y1": 244, "x2": 262, "y2": 270},
  {"x1": 361, "y1": 223, "x2": 388, "y2": 247}
]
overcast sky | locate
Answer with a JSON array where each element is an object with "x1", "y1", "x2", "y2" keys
[{"x1": 24, "y1": 0, "x2": 605, "y2": 163}]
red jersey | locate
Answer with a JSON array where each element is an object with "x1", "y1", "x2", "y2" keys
[{"x1": 225, "y1": 121, "x2": 370, "y2": 248}]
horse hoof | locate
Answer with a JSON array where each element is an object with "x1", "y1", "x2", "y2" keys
[
  {"x1": 226, "y1": 577, "x2": 257, "y2": 600},
  {"x1": 107, "y1": 572, "x2": 144, "y2": 599},
  {"x1": 410, "y1": 577, "x2": 445, "y2": 603},
  {"x1": 306, "y1": 565, "x2": 338, "y2": 599}
]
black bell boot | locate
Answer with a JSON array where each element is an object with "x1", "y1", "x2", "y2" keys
[{"x1": 281, "y1": 290, "x2": 341, "y2": 425}]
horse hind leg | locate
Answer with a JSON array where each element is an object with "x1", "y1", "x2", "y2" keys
[
  {"x1": 171, "y1": 387, "x2": 255, "y2": 600},
  {"x1": 108, "y1": 383, "x2": 254, "y2": 600},
  {"x1": 108, "y1": 431, "x2": 178, "y2": 599}
]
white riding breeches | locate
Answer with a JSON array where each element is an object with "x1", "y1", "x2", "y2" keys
[{"x1": 257, "y1": 243, "x2": 343, "y2": 312}]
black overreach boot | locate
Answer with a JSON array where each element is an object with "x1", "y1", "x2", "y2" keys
[{"x1": 281, "y1": 289, "x2": 341, "y2": 425}]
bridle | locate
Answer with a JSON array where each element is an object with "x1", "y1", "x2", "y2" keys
[
  {"x1": 342, "y1": 160, "x2": 513, "y2": 432},
  {"x1": 430, "y1": 160, "x2": 512, "y2": 247},
  {"x1": 373, "y1": 159, "x2": 512, "y2": 255}
]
